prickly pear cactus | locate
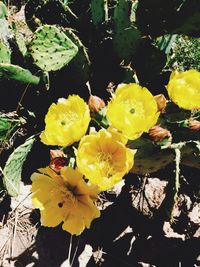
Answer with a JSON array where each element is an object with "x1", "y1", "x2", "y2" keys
[
  {"x1": 136, "y1": 0, "x2": 200, "y2": 37},
  {"x1": 0, "y1": 117, "x2": 11, "y2": 141},
  {"x1": 0, "y1": 63, "x2": 40, "y2": 84},
  {"x1": 128, "y1": 102, "x2": 200, "y2": 175},
  {"x1": 0, "y1": 1, "x2": 7, "y2": 19},
  {"x1": 90, "y1": 0, "x2": 108, "y2": 26},
  {"x1": 25, "y1": 0, "x2": 74, "y2": 31},
  {"x1": 130, "y1": 138, "x2": 200, "y2": 175},
  {"x1": 0, "y1": 42, "x2": 11, "y2": 63},
  {"x1": 15, "y1": 33, "x2": 27, "y2": 57},
  {"x1": 113, "y1": 0, "x2": 141, "y2": 62},
  {"x1": 129, "y1": 137, "x2": 174, "y2": 174},
  {"x1": 63, "y1": 28, "x2": 90, "y2": 83},
  {"x1": 28, "y1": 25, "x2": 79, "y2": 72},
  {"x1": 0, "y1": 18, "x2": 10, "y2": 43},
  {"x1": 181, "y1": 141, "x2": 200, "y2": 169}
]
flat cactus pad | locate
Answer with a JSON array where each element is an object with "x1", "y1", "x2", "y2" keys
[{"x1": 28, "y1": 25, "x2": 78, "y2": 72}]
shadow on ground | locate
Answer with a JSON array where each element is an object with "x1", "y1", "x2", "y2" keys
[{"x1": 12, "y1": 168, "x2": 200, "y2": 267}]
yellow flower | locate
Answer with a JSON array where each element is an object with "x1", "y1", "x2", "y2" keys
[
  {"x1": 76, "y1": 129, "x2": 134, "y2": 191},
  {"x1": 106, "y1": 83, "x2": 159, "y2": 140},
  {"x1": 40, "y1": 95, "x2": 91, "y2": 146},
  {"x1": 31, "y1": 167, "x2": 100, "y2": 235},
  {"x1": 167, "y1": 70, "x2": 200, "y2": 110}
]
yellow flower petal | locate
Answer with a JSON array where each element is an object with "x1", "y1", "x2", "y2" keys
[
  {"x1": 40, "y1": 95, "x2": 91, "y2": 146},
  {"x1": 62, "y1": 196, "x2": 100, "y2": 235},
  {"x1": 40, "y1": 201, "x2": 64, "y2": 227},
  {"x1": 107, "y1": 83, "x2": 159, "y2": 140},
  {"x1": 76, "y1": 129, "x2": 134, "y2": 191},
  {"x1": 31, "y1": 167, "x2": 100, "y2": 235},
  {"x1": 167, "y1": 69, "x2": 200, "y2": 110}
]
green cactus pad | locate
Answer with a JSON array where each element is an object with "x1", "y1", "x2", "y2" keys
[
  {"x1": 129, "y1": 137, "x2": 174, "y2": 174},
  {"x1": 90, "y1": 0, "x2": 108, "y2": 26},
  {"x1": 0, "y1": 42, "x2": 11, "y2": 64},
  {"x1": 15, "y1": 33, "x2": 27, "y2": 57},
  {"x1": 181, "y1": 141, "x2": 200, "y2": 169},
  {"x1": 25, "y1": 0, "x2": 76, "y2": 31},
  {"x1": 136, "y1": 0, "x2": 200, "y2": 37},
  {"x1": 28, "y1": 25, "x2": 78, "y2": 72},
  {"x1": 0, "y1": 1, "x2": 7, "y2": 19},
  {"x1": 3, "y1": 136, "x2": 35, "y2": 196},
  {"x1": 63, "y1": 28, "x2": 90, "y2": 83},
  {"x1": 154, "y1": 34, "x2": 177, "y2": 54},
  {"x1": 0, "y1": 117, "x2": 11, "y2": 141},
  {"x1": 0, "y1": 18, "x2": 10, "y2": 42},
  {"x1": 113, "y1": 0, "x2": 141, "y2": 62},
  {"x1": 0, "y1": 63, "x2": 40, "y2": 84}
]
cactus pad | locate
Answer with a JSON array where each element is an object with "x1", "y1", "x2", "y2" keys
[
  {"x1": 25, "y1": 0, "x2": 75, "y2": 31},
  {"x1": 0, "y1": 63, "x2": 40, "y2": 84},
  {"x1": 113, "y1": 0, "x2": 141, "y2": 62},
  {"x1": 0, "y1": 18, "x2": 10, "y2": 43},
  {"x1": 15, "y1": 33, "x2": 27, "y2": 57},
  {"x1": 129, "y1": 137, "x2": 174, "y2": 174},
  {"x1": 28, "y1": 25, "x2": 78, "y2": 72},
  {"x1": 90, "y1": 0, "x2": 108, "y2": 26},
  {"x1": 63, "y1": 28, "x2": 90, "y2": 83},
  {"x1": 0, "y1": 1, "x2": 7, "y2": 19},
  {"x1": 0, "y1": 42, "x2": 11, "y2": 64}
]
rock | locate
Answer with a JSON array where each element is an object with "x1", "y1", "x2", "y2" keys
[
  {"x1": 188, "y1": 203, "x2": 200, "y2": 224},
  {"x1": 132, "y1": 178, "x2": 167, "y2": 217},
  {"x1": 172, "y1": 194, "x2": 192, "y2": 218},
  {"x1": 194, "y1": 227, "x2": 200, "y2": 238},
  {"x1": 163, "y1": 222, "x2": 185, "y2": 240},
  {"x1": 78, "y1": 244, "x2": 93, "y2": 267},
  {"x1": 137, "y1": 262, "x2": 156, "y2": 267}
]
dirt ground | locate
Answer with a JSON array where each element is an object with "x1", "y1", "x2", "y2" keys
[{"x1": 0, "y1": 166, "x2": 199, "y2": 267}]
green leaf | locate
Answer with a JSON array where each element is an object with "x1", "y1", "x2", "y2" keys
[{"x1": 2, "y1": 136, "x2": 35, "y2": 196}]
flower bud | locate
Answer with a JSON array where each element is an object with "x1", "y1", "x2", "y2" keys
[
  {"x1": 50, "y1": 157, "x2": 67, "y2": 173},
  {"x1": 188, "y1": 119, "x2": 200, "y2": 132},
  {"x1": 50, "y1": 149, "x2": 64, "y2": 160},
  {"x1": 149, "y1": 125, "x2": 171, "y2": 142},
  {"x1": 154, "y1": 94, "x2": 167, "y2": 113},
  {"x1": 88, "y1": 95, "x2": 105, "y2": 113}
]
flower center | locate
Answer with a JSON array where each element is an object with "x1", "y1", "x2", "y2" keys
[
  {"x1": 96, "y1": 152, "x2": 114, "y2": 178},
  {"x1": 59, "y1": 111, "x2": 78, "y2": 126},
  {"x1": 58, "y1": 187, "x2": 77, "y2": 208},
  {"x1": 64, "y1": 190, "x2": 76, "y2": 204},
  {"x1": 123, "y1": 99, "x2": 144, "y2": 115}
]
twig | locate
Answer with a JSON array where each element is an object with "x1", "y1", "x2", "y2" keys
[
  {"x1": 9, "y1": 192, "x2": 32, "y2": 217},
  {"x1": 11, "y1": 210, "x2": 18, "y2": 259}
]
